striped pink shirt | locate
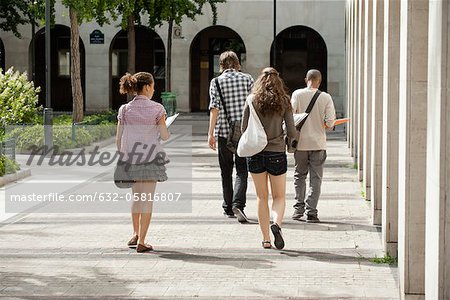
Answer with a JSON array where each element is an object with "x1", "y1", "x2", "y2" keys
[{"x1": 117, "y1": 95, "x2": 168, "y2": 164}]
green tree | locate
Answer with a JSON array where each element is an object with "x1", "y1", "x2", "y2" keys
[
  {"x1": 150, "y1": 0, "x2": 225, "y2": 92},
  {"x1": 0, "y1": 1, "x2": 31, "y2": 38},
  {"x1": 61, "y1": 0, "x2": 117, "y2": 122},
  {"x1": 0, "y1": 0, "x2": 54, "y2": 38}
]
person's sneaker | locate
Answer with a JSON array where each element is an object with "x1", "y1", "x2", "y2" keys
[
  {"x1": 223, "y1": 211, "x2": 236, "y2": 218},
  {"x1": 232, "y1": 207, "x2": 250, "y2": 223},
  {"x1": 305, "y1": 215, "x2": 320, "y2": 223},
  {"x1": 292, "y1": 210, "x2": 305, "y2": 220}
]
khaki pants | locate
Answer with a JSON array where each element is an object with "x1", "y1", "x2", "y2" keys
[{"x1": 293, "y1": 150, "x2": 327, "y2": 217}]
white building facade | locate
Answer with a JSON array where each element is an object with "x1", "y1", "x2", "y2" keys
[{"x1": 0, "y1": 0, "x2": 346, "y2": 115}]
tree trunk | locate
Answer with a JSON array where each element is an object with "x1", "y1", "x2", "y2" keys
[
  {"x1": 127, "y1": 14, "x2": 136, "y2": 74},
  {"x1": 69, "y1": 7, "x2": 83, "y2": 123},
  {"x1": 166, "y1": 18, "x2": 173, "y2": 92}
]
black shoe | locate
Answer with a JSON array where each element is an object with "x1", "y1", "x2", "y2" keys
[
  {"x1": 270, "y1": 223, "x2": 285, "y2": 250},
  {"x1": 223, "y1": 211, "x2": 236, "y2": 218},
  {"x1": 292, "y1": 210, "x2": 304, "y2": 220},
  {"x1": 305, "y1": 215, "x2": 320, "y2": 223},
  {"x1": 232, "y1": 207, "x2": 249, "y2": 223}
]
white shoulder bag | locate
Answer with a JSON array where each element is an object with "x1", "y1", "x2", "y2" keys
[{"x1": 237, "y1": 96, "x2": 268, "y2": 157}]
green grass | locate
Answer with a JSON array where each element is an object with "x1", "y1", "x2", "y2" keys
[{"x1": 370, "y1": 255, "x2": 397, "y2": 266}]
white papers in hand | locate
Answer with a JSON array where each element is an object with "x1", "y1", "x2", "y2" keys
[
  {"x1": 166, "y1": 113, "x2": 179, "y2": 127},
  {"x1": 293, "y1": 113, "x2": 308, "y2": 126},
  {"x1": 283, "y1": 113, "x2": 308, "y2": 131}
]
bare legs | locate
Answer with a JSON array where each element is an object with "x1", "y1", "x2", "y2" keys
[
  {"x1": 269, "y1": 173, "x2": 286, "y2": 226},
  {"x1": 251, "y1": 172, "x2": 270, "y2": 241},
  {"x1": 250, "y1": 172, "x2": 287, "y2": 243},
  {"x1": 131, "y1": 180, "x2": 156, "y2": 246}
]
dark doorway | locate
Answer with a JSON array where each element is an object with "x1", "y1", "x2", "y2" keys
[
  {"x1": 271, "y1": 26, "x2": 327, "y2": 94},
  {"x1": 0, "y1": 38, "x2": 5, "y2": 71},
  {"x1": 110, "y1": 26, "x2": 165, "y2": 110},
  {"x1": 34, "y1": 25, "x2": 86, "y2": 111},
  {"x1": 190, "y1": 26, "x2": 246, "y2": 112}
]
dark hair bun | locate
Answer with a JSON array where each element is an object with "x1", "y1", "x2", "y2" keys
[{"x1": 119, "y1": 73, "x2": 137, "y2": 94}]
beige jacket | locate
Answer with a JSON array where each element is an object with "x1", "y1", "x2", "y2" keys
[{"x1": 291, "y1": 88, "x2": 336, "y2": 151}]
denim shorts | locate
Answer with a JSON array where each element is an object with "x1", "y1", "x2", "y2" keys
[{"x1": 247, "y1": 151, "x2": 288, "y2": 176}]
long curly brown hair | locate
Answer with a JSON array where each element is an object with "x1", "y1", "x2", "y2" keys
[{"x1": 253, "y1": 67, "x2": 291, "y2": 116}]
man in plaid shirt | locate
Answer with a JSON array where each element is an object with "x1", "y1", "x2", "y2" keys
[{"x1": 208, "y1": 51, "x2": 254, "y2": 222}]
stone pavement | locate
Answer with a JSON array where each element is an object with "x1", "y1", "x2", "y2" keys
[{"x1": 0, "y1": 114, "x2": 399, "y2": 299}]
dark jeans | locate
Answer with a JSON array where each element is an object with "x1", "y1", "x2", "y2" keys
[{"x1": 218, "y1": 137, "x2": 248, "y2": 213}]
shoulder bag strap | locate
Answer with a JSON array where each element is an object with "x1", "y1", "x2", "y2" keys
[
  {"x1": 296, "y1": 90, "x2": 322, "y2": 131},
  {"x1": 214, "y1": 78, "x2": 232, "y2": 126}
]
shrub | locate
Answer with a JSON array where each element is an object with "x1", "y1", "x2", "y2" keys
[
  {"x1": 0, "y1": 67, "x2": 42, "y2": 137},
  {"x1": 0, "y1": 155, "x2": 20, "y2": 177},
  {"x1": 11, "y1": 125, "x2": 94, "y2": 154}
]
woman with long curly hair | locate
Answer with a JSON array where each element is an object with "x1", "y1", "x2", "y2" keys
[{"x1": 241, "y1": 67, "x2": 297, "y2": 250}]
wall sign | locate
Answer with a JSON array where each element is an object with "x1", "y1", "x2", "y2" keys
[
  {"x1": 173, "y1": 25, "x2": 183, "y2": 39},
  {"x1": 90, "y1": 30, "x2": 104, "y2": 44}
]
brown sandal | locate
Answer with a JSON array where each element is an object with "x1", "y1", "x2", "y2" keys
[
  {"x1": 127, "y1": 235, "x2": 138, "y2": 247},
  {"x1": 136, "y1": 243, "x2": 153, "y2": 253},
  {"x1": 262, "y1": 241, "x2": 272, "y2": 249}
]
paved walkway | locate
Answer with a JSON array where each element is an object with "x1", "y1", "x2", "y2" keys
[{"x1": 0, "y1": 115, "x2": 399, "y2": 299}]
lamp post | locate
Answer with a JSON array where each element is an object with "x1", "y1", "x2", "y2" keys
[
  {"x1": 272, "y1": 0, "x2": 277, "y2": 68},
  {"x1": 44, "y1": 0, "x2": 53, "y2": 149},
  {"x1": 30, "y1": 1, "x2": 36, "y2": 83}
]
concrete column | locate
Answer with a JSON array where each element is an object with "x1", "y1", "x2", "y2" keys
[
  {"x1": 426, "y1": 1, "x2": 450, "y2": 298},
  {"x1": 370, "y1": 0, "x2": 384, "y2": 225},
  {"x1": 357, "y1": 0, "x2": 366, "y2": 181},
  {"x1": 381, "y1": 0, "x2": 400, "y2": 257},
  {"x1": 363, "y1": 0, "x2": 373, "y2": 200},
  {"x1": 351, "y1": 0, "x2": 360, "y2": 159},
  {"x1": 398, "y1": 0, "x2": 428, "y2": 298},
  {"x1": 347, "y1": 0, "x2": 354, "y2": 148}
]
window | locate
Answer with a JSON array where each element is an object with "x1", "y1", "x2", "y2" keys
[
  {"x1": 112, "y1": 50, "x2": 128, "y2": 77},
  {"x1": 58, "y1": 50, "x2": 70, "y2": 76},
  {"x1": 153, "y1": 50, "x2": 165, "y2": 79}
]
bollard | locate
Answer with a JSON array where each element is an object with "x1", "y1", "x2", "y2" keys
[{"x1": 43, "y1": 108, "x2": 53, "y2": 151}]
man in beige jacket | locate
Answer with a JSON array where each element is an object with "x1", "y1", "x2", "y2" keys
[{"x1": 291, "y1": 70, "x2": 336, "y2": 223}]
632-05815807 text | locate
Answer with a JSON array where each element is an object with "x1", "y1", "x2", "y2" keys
[{"x1": 9, "y1": 192, "x2": 183, "y2": 202}]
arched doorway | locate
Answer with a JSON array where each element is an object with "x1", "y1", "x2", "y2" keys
[
  {"x1": 271, "y1": 26, "x2": 327, "y2": 94},
  {"x1": 110, "y1": 26, "x2": 165, "y2": 110},
  {"x1": 190, "y1": 26, "x2": 246, "y2": 112},
  {"x1": 34, "y1": 25, "x2": 86, "y2": 111},
  {"x1": 0, "y1": 38, "x2": 5, "y2": 71}
]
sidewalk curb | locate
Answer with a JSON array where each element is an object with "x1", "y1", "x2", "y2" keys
[{"x1": 0, "y1": 168, "x2": 31, "y2": 187}]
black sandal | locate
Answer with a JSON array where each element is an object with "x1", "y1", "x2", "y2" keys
[
  {"x1": 262, "y1": 241, "x2": 272, "y2": 249},
  {"x1": 270, "y1": 223, "x2": 285, "y2": 250}
]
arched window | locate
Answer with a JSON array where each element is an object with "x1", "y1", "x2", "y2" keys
[
  {"x1": 109, "y1": 26, "x2": 165, "y2": 110},
  {"x1": 190, "y1": 26, "x2": 246, "y2": 112},
  {"x1": 271, "y1": 25, "x2": 328, "y2": 94},
  {"x1": 33, "y1": 25, "x2": 86, "y2": 111}
]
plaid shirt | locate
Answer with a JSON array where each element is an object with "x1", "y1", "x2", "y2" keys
[{"x1": 209, "y1": 69, "x2": 254, "y2": 138}]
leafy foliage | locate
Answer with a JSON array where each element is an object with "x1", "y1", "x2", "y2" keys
[
  {"x1": 0, "y1": 67, "x2": 42, "y2": 138},
  {"x1": 6, "y1": 111, "x2": 118, "y2": 154},
  {"x1": 61, "y1": 0, "x2": 118, "y2": 25},
  {"x1": 0, "y1": 154, "x2": 20, "y2": 176},
  {"x1": 0, "y1": 0, "x2": 55, "y2": 38},
  {"x1": 370, "y1": 255, "x2": 397, "y2": 266}
]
